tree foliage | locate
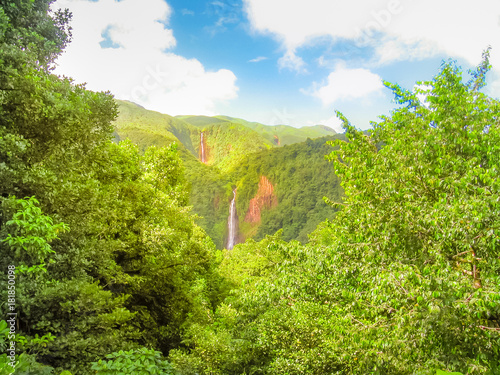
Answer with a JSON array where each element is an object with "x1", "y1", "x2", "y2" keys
[
  {"x1": 116, "y1": 101, "x2": 345, "y2": 248},
  {"x1": 230, "y1": 134, "x2": 345, "y2": 243},
  {"x1": 91, "y1": 348, "x2": 175, "y2": 375},
  {"x1": 172, "y1": 55, "x2": 500, "y2": 374},
  {"x1": 0, "y1": 1, "x2": 220, "y2": 374}
]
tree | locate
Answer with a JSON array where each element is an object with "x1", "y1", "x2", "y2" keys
[
  {"x1": 91, "y1": 141, "x2": 220, "y2": 354},
  {"x1": 172, "y1": 54, "x2": 500, "y2": 374},
  {"x1": 91, "y1": 348, "x2": 175, "y2": 375},
  {"x1": 1, "y1": 1, "x2": 223, "y2": 374}
]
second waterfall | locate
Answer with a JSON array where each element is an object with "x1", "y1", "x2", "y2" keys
[
  {"x1": 200, "y1": 131, "x2": 206, "y2": 163},
  {"x1": 226, "y1": 188, "x2": 238, "y2": 250}
]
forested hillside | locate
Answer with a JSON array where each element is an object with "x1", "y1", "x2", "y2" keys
[
  {"x1": 1, "y1": 2, "x2": 499, "y2": 375},
  {"x1": 115, "y1": 101, "x2": 274, "y2": 171},
  {"x1": 184, "y1": 134, "x2": 346, "y2": 248},
  {"x1": 230, "y1": 135, "x2": 346, "y2": 243},
  {"x1": 114, "y1": 100, "x2": 199, "y2": 154}
]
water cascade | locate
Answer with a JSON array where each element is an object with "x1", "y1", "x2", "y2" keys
[
  {"x1": 200, "y1": 132, "x2": 206, "y2": 163},
  {"x1": 226, "y1": 188, "x2": 238, "y2": 250}
]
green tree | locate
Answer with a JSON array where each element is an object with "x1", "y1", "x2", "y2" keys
[
  {"x1": 0, "y1": 2, "x2": 139, "y2": 373},
  {"x1": 0, "y1": 1, "x2": 220, "y2": 373},
  {"x1": 1, "y1": 196, "x2": 68, "y2": 274},
  {"x1": 91, "y1": 348, "x2": 175, "y2": 375},
  {"x1": 172, "y1": 54, "x2": 500, "y2": 374},
  {"x1": 102, "y1": 142, "x2": 218, "y2": 353}
]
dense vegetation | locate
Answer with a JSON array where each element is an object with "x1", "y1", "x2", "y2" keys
[
  {"x1": 1, "y1": 2, "x2": 499, "y2": 375},
  {"x1": 0, "y1": 1, "x2": 220, "y2": 373},
  {"x1": 114, "y1": 100, "x2": 199, "y2": 155},
  {"x1": 170, "y1": 134, "x2": 347, "y2": 249}
]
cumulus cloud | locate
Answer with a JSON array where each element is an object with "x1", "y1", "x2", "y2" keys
[
  {"x1": 278, "y1": 50, "x2": 307, "y2": 72},
  {"x1": 244, "y1": 0, "x2": 500, "y2": 73},
  {"x1": 321, "y1": 115, "x2": 344, "y2": 132},
  {"x1": 308, "y1": 64, "x2": 384, "y2": 105},
  {"x1": 52, "y1": 0, "x2": 238, "y2": 116}
]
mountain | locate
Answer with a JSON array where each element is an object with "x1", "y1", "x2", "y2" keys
[
  {"x1": 114, "y1": 101, "x2": 273, "y2": 171},
  {"x1": 113, "y1": 100, "x2": 344, "y2": 248},
  {"x1": 198, "y1": 122, "x2": 273, "y2": 172},
  {"x1": 114, "y1": 100, "x2": 198, "y2": 154},
  {"x1": 178, "y1": 114, "x2": 337, "y2": 146},
  {"x1": 175, "y1": 115, "x2": 230, "y2": 128}
]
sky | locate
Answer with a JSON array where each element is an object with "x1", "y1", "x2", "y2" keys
[{"x1": 52, "y1": 0, "x2": 500, "y2": 132}]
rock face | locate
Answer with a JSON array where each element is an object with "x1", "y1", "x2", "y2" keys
[{"x1": 245, "y1": 176, "x2": 278, "y2": 223}]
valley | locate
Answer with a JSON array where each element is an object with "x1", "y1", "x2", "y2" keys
[{"x1": 113, "y1": 100, "x2": 345, "y2": 248}]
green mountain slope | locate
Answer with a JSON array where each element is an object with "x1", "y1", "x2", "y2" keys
[
  {"x1": 114, "y1": 101, "x2": 272, "y2": 171},
  {"x1": 175, "y1": 115, "x2": 230, "y2": 128},
  {"x1": 114, "y1": 100, "x2": 199, "y2": 154},
  {"x1": 215, "y1": 115, "x2": 337, "y2": 145},
  {"x1": 200, "y1": 122, "x2": 273, "y2": 171},
  {"x1": 185, "y1": 135, "x2": 346, "y2": 247},
  {"x1": 179, "y1": 114, "x2": 337, "y2": 146}
]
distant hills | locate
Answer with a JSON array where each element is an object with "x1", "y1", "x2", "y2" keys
[
  {"x1": 177, "y1": 114, "x2": 337, "y2": 146},
  {"x1": 113, "y1": 100, "x2": 344, "y2": 248},
  {"x1": 114, "y1": 100, "x2": 199, "y2": 155}
]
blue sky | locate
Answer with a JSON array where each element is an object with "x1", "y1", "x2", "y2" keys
[{"x1": 53, "y1": 0, "x2": 500, "y2": 131}]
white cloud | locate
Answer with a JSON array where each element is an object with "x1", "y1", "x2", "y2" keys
[
  {"x1": 52, "y1": 0, "x2": 238, "y2": 116},
  {"x1": 308, "y1": 64, "x2": 384, "y2": 105},
  {"x1": 249, "y1": 56, "x2": 268, "y2": 63},
  {"x1": 374, "y1": 38, "x2": 439, "y2": 65},
  {"x1": 321, "y1": 115, "x2": 344, "y2": 132},
  {"x1": 244, "y1": 0, "x2": 500, "y2": 74},
  {"x1": 278, "y1": 50, "x2": 307, "y2": 72}
]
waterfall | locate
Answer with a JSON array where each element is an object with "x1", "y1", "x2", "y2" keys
[
  {"x1": 200, "y1": 132, "x2": 206, "y2": 163},
  {"x1": 226, "y1": 188, "x2": 238, "y2": 250}
]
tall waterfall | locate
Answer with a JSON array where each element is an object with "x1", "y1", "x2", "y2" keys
[
  {"x1": 226, "y1": 188, "x2": 238, "y2": 250},
  {"x1": 200, "y1": 132, "x2": 206, "y2": 163}
]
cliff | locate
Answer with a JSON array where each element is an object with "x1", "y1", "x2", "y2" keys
[{"x1": 244, "y1": 176, "x2": 278, "y2": 223}]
